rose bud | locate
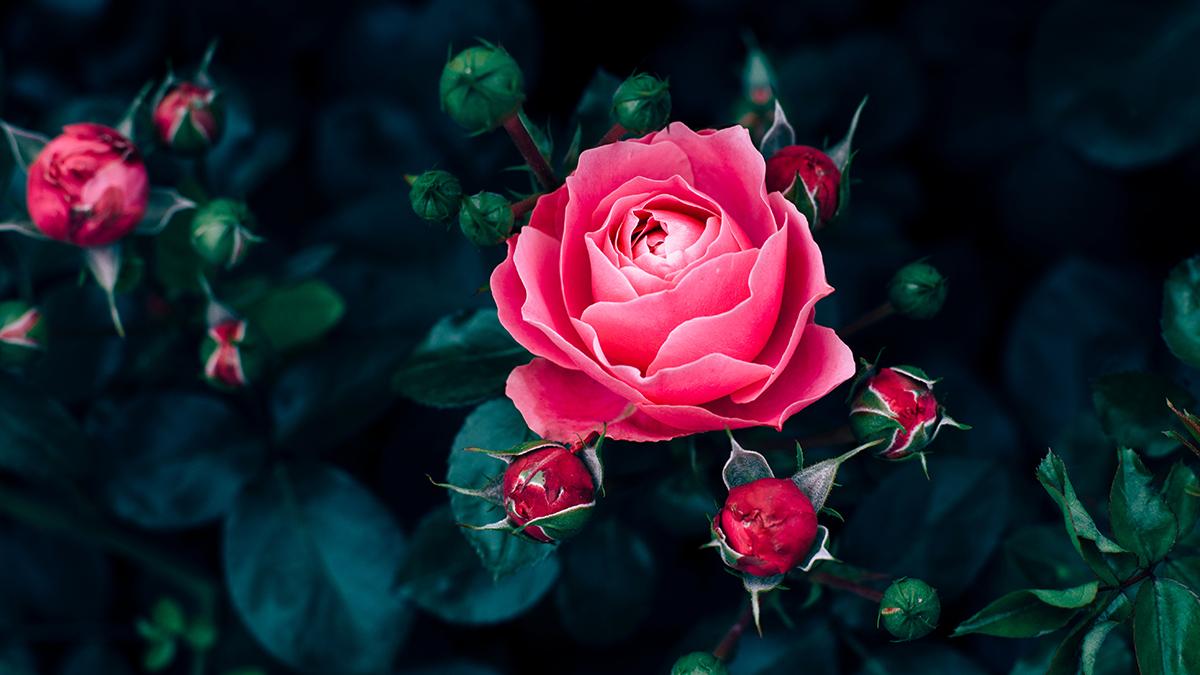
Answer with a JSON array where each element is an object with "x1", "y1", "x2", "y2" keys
[
  {"x1": 713, "y1": 477, "x2": 818, "y2": 577},
  {"x1": 764, "y1": 145, "x2": 841, "y2": 227},
  {"x1": 439, "y1": 43, "x2": 525, "y2": 133},
  {"x1": 407, "y1": 170, "x2": 463, "y2": 223},
  {"x1": 0, "y1": 301, "x2": 46, "y2": 367},
  {"x1": 611, "y1": 73, "x2": 671, "y2": 134},
  {"x1": 459, "y1": 191, "x2": 514, "y2": 246},
  {"x1": 879, "y1": 577, "x2": 940, "y2": 641},
  {"x1": 888, "y1": 261, "x2": 947, "y2": 320},
  {"x1": 26, "y1": 123, "x2": 149, "y2": 247},
  {"x1": 190, "y1": 198, "x2": 258, "y2": 269},
  {"x1": 849, "y1": 365, "x2": 968, "y2": 473},
  {"x1": 503, "y1": 444, "x2": 597, "y2": 543},
  {"x1": 153, "y1": 81, "x2": 225, "y2": 154},
  {"x1": 200, "y1": 319, "x2": 263, "y2": 389},
  {"x1": 671, "y1": 652, "x2": 729, "y2": 675}
]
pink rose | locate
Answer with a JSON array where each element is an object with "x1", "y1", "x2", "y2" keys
[
  {"x1": 26, "y1": 123, "x2": 149, "y2": 247},
  {"x1": 492, "y1": 123, "x2": 854, "y2": 442},
  {"x1": 153, "y1": 82, "x2": 224, "y2": 153}
]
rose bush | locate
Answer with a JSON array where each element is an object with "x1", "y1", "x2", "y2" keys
[{"x1": 494, "y1": 123, "x2": 854, "y2": 441}]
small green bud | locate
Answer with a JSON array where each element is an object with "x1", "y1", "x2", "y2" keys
[
  {"x1": 671, "y1": 651, "x2": 729, "y2": 675},
  {"x1": 458, "y1": 191, "x2": 514, "y2": 246},
  {"x1": 0, "y1": 300, "x2": 46, "y2": 367},
  {"x1": 888, "y1": 261, "x2": 947, "y2": 319},
  {"x1": 191, "y1": 199, "x2": 257, "y2": 269},
  {"x1": 408, "y1": 170, "x2": 463, "y2": 223},
  {"x1": 440, "y1": 43, "x2": 525, "y2": 133},
  {"x1": 150, "y1": 598, "x2": 187, "y2": 635},
  {"x1": 879, "y1": 577, "x2": 940, "y2": 641},
  {"x1": 612, "y1": 73, "x2": 671, "y2": 134}
]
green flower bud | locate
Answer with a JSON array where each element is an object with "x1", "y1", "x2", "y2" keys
[
  {"x1": 671, "y1": 652, "x2": 728, "y2": 675},
  {"x1": 612, "y1": 73, "x2": 671, "y2": 134},
  {"x1": 459, "y1": 191, "x2": 514, "y2": 246},
  {"x1": 0, "y1": 300, "x2": 46, "y2": 367},
  {"x1": 888, "y1": 261, "x2": 947, "y2": 319},
  {"x1": 439, "y1": 43, "x2": 525, "y2": 133},
  {"x1": 1163, "y1": 256, "x2": 1200, "y2": 368},
  {"x1": 408, "y1": 170, "x2": 463, "y2": 223},
  {"x1": 190, "y1": 199, "x2": 257, "y2": 269},
  {"x1": 879, "y1": 577, "x2": 940, "y2": 641}
]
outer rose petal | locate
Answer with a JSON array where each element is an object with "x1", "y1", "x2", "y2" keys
[{"x1": 507, "y1": 358, "x2": 685, "y2": 442}]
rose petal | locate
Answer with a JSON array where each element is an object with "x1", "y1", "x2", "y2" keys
[
  {"x1": 579, "y1": 249, "x2": 758, "y2": 371},
  {"x1": 507, "y1": 358, "x2": 685, "y2": 442}
]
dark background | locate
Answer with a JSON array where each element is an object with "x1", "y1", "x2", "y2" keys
[{"x1": 2, "y1": 0, "x2": 1199, "y2": 673}]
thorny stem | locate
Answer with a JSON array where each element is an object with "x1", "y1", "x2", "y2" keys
[
  {"x1": 839, "y1": 301, "x2": 895, "y2": 339},
  {"x1": 598, "y1": 123, "x2": 627, "y2": 146},
  {"x1": 510, "y1": 193, "x2": 542, "y2": 219},
  {"x1": 712, "y1": 602, "x2": 755, "y2": 661},
  {"x1": 502, "y1": 113, "x2": 558, "y2": 191},
  {"x1": 810, "y1": 571, "x2": 885, "y2": 603}
]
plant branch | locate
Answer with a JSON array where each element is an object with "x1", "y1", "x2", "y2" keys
[
  {"x1": 712, "y1": 602, "x2": 754, "y2": 661},
  {"x1": 510, "y1": 193, "x2": 542, "y2": 219},
  {"x1": 502, "y1": 114, "x2": 558, "y2": 191},
  {"x1": 810, "y1": 571, "x2": 885, "y2": 603},
  {"x1": 598, "y1": 123, "x2": 627, "y2": 146},
  {"x1": 839, "y1": 301, "x2": 895, "y2": 339}
]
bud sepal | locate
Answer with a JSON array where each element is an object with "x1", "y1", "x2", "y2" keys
[{"x1": 0, "y1": 301, "x2": 46, "y2": 367}]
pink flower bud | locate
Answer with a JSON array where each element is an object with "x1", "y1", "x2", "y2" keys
[
  {"x1": 153, "y1": 82, "x2": 224, "y2": 153},
  {"x1": 201, "y1": 319, "x2": 261, "y2": 389},
  {"x1": 713, "y1": 477, "x2": 818, "y2": 577},
  {"x1": 849, "y1": 366, "x2": 967, "y2": 464},
  {"x1": 502, "y1": 445, "x2": 596, "y2": 543},
  {"x1": 764, "y1": 145, "x2": 841, "y2": 225},
  {"x1": 26, "y1": 124, "x2": 149, "y2": 247}
]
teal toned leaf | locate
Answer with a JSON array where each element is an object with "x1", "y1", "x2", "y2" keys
[
  {"x1": 1164, "y1": 462, "x2": 1200, "y2": 539},
  {"x1": 555, "y1": 519, "x2": 655, "y2": 645},
  {"x1": 952, "y1": 581, "x2": 1098, "y2": 638},
  {"x1": 397, "y1": 505, "x2": 559, "y2": 625},
  {"x1": 447, "y1": 399, "x2": 553, "y2": 578},
  {"x1": 242, "y1": 280, "x2": 345, "y2": 352},
  {"x1": 0, "y1": 372, "x2": 88, "y2": 484},
  {"x1": 1162, "y1": 557, "x2": 1200, "y2": 593},
  {"x1": 223, "y1": 463, "x2": 411, "y2": 674},
  {"x1": 394, "y1": 308, "x2": 531, "y2": 408},
  {"x1": 1133, "y1": 578, "x2": 1200, "y2": 675},
  {"x1": 1110, "y1": 447, "x2": 1177, "y2": 565},
  {"x1": 1092, "y1": 372, "x2": 1195, "y2": 457},
  {"x1": 1037, "y1": 451, "x2": 1125, "y2": 584},
  {"x1": 1163, "y1": 257, "x2": 1200, "y2": 368}
]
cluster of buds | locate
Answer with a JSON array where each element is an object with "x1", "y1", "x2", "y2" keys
[
  {"x1": 761, "y1": 99, "x2": 864, "y2": 229},
  {"x1": 434, "y1": 433, "x2": 604, "y2": 544},
  {"x1": 411, "y1": 41, "x2": 672, "y2": 248},
  {"x1": 848, "y1": 361, "x2": 968, "y2": 476},
  {"x1": 705, "y1": 433, "x2": 881, "y2": 631},
  {"x1": 0, "y1": 301, "x2": 46, "y2": 367}
]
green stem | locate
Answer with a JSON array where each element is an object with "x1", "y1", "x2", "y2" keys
[
  {"x1": 839, "y1": 301, "x2": 895, "y2": 339},
  {"x1": 598, "y1": 123, "x2": 627, "y2": 145},
  {"x1": 712, "y1": 602, "x2": 754, "y2": 661},
  {"x1": 810, "y1": 571, "x2": 885, "y2": 603}
]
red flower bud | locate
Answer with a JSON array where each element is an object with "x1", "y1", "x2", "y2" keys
[
  {"x1": 26, "y1": 124, "x2": 149, "y2": 247},
  {"x1": 713, "y1": 477, "x2": 818, "y2": 577},
  {"x1": 764, "y1": 145, "x2": 841, "y2": 224},
  {"x1": 201, "y1": 319, "x2": 262, "y2": 389},
  {"x1": 849, "y1": 366, "x2": 967, "y2": 467},
  {"x1": 502, "y1": 445, "x2": 596, "y2": 543},
  {"x1": 153, "y1": 82, "x2": 224, "y2": 153}
]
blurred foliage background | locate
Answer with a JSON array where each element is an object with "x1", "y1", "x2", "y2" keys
[{"x1": 2, "y1": 0, "x2": 1200, "y2": 673}]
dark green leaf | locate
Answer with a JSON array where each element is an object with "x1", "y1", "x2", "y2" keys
[
  {"x1": 242, "y1": 280, "x2": 345, "y2": 352},
  {"x1": 1162, "y1": 557, "x2": 1200, "y2": 595},
  {"x1": 393, "y1": 309, "x2": 530, "y2": 408},
  {"x1": 91, "y1": 392, "x2": 265, "y2": 530},
  {"x1": 855, "y1": 644, "x2": 986, "y2": 675},
  {"x1": 154, "y1": 211, "x2": 206, "y2": 293},
  {"x1": 223, "y1": 463, "x2": 411, "y2": 674},
  {"x1": 1091, "y1": 372, "x2": 1195, "y2": 457},
  {"x1": 555, "y1": 519, "x2": 656, "y2": 646},
  {"x1": 1004, "y1": 524, "x2": 1092, "y2": 588},
  {"x1": 1163, "y1": 257, "x2": 1200, "y2": 368},
  {"x1": 447, "y1": 399, "x2": 552, "y2": 578},
  {"x1": 0, "y1": 372, "x2": 88, "y2": 484},
  {"x1": 953, "y1": 581, "x2": 1098, "y2": 638},
  {"x1": 1164, "y1": 462, "x2": 1200, "y2": 539},
  {"x1": 1110, "y1": 447, "x2": 1177, "y2": 564},
  {"x1": 1037, "y1": 451, "x2": 1125, "y2": 584},
  {"x1": 1133, "y1": 578, "x2": 1200, "y2": 675},
  {"x1": 397, "y1": 505, "x2": 558, "y2": 625}
]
